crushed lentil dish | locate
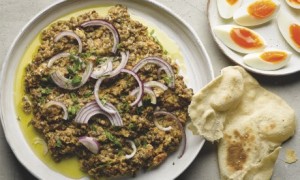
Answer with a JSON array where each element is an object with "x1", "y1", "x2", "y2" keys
[{"x1": 22, "y1": 4, "x2": 192, "y2": 179}]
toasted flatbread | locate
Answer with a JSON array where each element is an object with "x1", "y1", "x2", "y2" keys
[{"x1": 188, "y1": 66, "x2": 296, "y2": 179}]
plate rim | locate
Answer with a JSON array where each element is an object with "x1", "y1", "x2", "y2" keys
[{"x1": 0, "y1": 0, "x2": 214, "y2": 179}]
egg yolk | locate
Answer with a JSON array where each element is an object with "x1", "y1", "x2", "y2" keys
[
  {"x1": 260, "y1": 51, "x2": 287, "y2": 63},
  {"x1": 226, "y1": 0, "x2": 238, "y2": 5},
  {"x1": 248, "y1": 0, "x2": 276, "y2": 19},
  {"x1": 290, "y1": 24, "x2": 300, "y2": 48},
  {"x1": 289, "y1": 0, "x2": 300, "y2": 4},
  {"x1": 230, "y1": 28, "x2": 263, "y2": 49}
]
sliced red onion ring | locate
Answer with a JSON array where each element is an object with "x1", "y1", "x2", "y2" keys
[
  {"x1": 120, "y1": 69, "x2": 144, "y2": 106},
  {"x1": 55, "y1": 31, "x2": 83, "y2": 53},
  {"x1": 44, "y1": 101, "x2": 68, "y2": 120},
  {"x1": 109, "y1": 51, "x2": 129, "y2": 78},
  {"x1": 94, "y1": 77, "x2": 117, "y2": 114},
  {"x1": 154, "y1": 111, "x2": 186, "y2": 159},
  {"x1": 74, "y1": 101, "x2": 122, "y2": 126},
  {"x1": 81, "y1": 20, "x2": 120, "y2": 54},
  {"x1": 157, "y1": 67, "x2": 164, "y2": 79},
  {"x1": 130, "y1": 87, "x2": 156, "y2": 107},
  {"x1": 51, "y1": 61, "x2": 93, "y2": 90},
  {"x1": 154, "y1": 119, "x2": 172, "y2": 131},
  {"x1": 47, "y1": 52, "x2": 71, "y2": 68},
  {"x1": 91, "y1": 58, "x2": 113, "y2": 79},
  {"x1": 33, "y1": 137, "x2": 48, "y2": 155},
  {"x1": 132, "y1": 57, "x2": 175, "y2": 88},
  {"x1": 125, "y1": 140, "x2": 137, "y2": 159},
  {"x1": 78, "y1": 136, "x2": 100, "y2": 154},
  {"x1": 105, "y1": 103, "x2": 123, "y2": 126},
  {"x1": 144, "y1": 81, "x2": 168, "y2": 91}
]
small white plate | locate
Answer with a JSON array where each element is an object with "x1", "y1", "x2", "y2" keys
[
  {"x1": 208, "y1": 0, "x2": 300, "y2": 76},
  {"x1": 0, "y1": 0, "x2": 214, "y2": 179}
]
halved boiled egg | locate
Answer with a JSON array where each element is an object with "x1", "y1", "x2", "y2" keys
[
  {"x1": 277, "y1": 11, "x2": 300, "y2": 53},
  {"x1": 213, "y1": 25, "x2": 266, "y2": 54},
  {"x1": 243, "y1": 49, "x2": 291, "y2": 70},
  {"x1": 286, "y1": 0, "x2": 300, "y2": 9},
  {"x1": 217, "y1": 0, "x2": 243, "y2": 19},
  {"x1": 233, "y1": 0, "x2": 280, "y2": 26}
]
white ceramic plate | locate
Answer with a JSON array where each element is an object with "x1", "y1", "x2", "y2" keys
[
  {"x1": 0, "y1": 0, "x2": 214, "y2": 179},
  {"x1": 208, "y1": 0, "x2": 300, "y2": 76}
]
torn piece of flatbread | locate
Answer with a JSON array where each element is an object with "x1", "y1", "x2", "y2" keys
[
  {"x1": 188, "y1": 66, "x2": 296, "y2": 180},
  {"x1": 285, "y1": 149, "x2": 298, "y2": 164}
]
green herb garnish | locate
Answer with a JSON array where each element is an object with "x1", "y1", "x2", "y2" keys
[
  {"x1": 104, "y1": 131, "x2": 122, "y2": 147},
  {"x1": 79, "y1": 52, "x2": 92, "y2": 58},
  {"x1": 83, "y1": 91, "x2": 93, "y2": 98},
  {"x1": 71, "y1": 75, "x2": 82, "y2": 86},
  {"x1": 128, "y1": 123, "x2": 136, "y2": 130},
  {"x1": 70, "y1": 93, "x2": 78, "y2": 103},
  {"x1": 68, "y1": 105, "x2": 80, "y2": 116},
  {"x1": 41, "y1": 88, "x2": 52, "y2": 96},
  {"x1": 96, "y1": 57, "x2": 106, "y2": 65},
  {"x1": 164, "y1": 50, "x2": 168, "y2": 55},
  {"x1": 163, "y1": 76, "x2": 172, "y2": 85},
  {"x1": 135, "y1": 106, "x2": 144, "y2": 115},
  {"x1": 150, "y1": 29, "x2": 155, "y2": 35},
  {"x1": 55, "y1": 137, "x2": 63, "y2": 148}
]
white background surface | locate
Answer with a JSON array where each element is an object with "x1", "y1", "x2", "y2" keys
[{"x1": 0, "y1": 0, "x2": 299, "y2": 179}]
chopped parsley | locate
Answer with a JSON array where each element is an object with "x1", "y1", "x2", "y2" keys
[
  {"x1": 135, "y1": 106, "x2": 144, "y2": 115},
  {"x1": 118, "y1": 102, "x2": 130, "y2": 114},
  {"x1": 96, "y1": 57, "x2": 107, "y2": 65},
  {"x1": 68, "y1": 105, "x2": 80, "y2": 116},
  {"x1": 70, "y1": 93, "x2": 78, "y2": 103},
  {"x1": 83, "y1": 91, "x2": 93, "y2": 98},
  {"x1": 55, "y1": 137, "x2": 63, "y2": 148},
  {"x1": 117, "y1": 43, "x2": 123, "y2": 49},
  {"x1": 150, "y1": 29, "x2": 155, "y2": 35},
  {"x1": 104, "y1": 131, "x2": 122, "y2": 147},
  {"x1": 68, "y1": 54, "x2": 83, "y2": 76},
  {"x1": 71, "y1": 75, "x2": 82, "y2": 86},
  {"x1": 163, "y1": 75, "x2": 172, "y2": 85},
  {"x1": 41, "y1": 88, "x2": 52, "y2": 96},
  {"x1": 128, "y1": 123, "x2": 137, "y2": 130},
  {"x1": 79, "y1": 52, "x2": 92, "y2": 59}
]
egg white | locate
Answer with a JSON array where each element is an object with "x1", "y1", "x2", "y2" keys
[
  {"x1": 233, "y1": 0, "x2": 280, "y2": 26},
  {"x1": 285, "y1": 0, "x2": 300, "y2": 9},
  {"x1": 277, "y1": 11, "x2": 300, "y2": 53},
  {"x1": 213, "y1": 25, "x2": 266, "y2": 54},
  {"x1": 243, "y1": 49, "x2": 291, "y2": 70},
  {"x1": 217, "y1": 0, "x2": 243, "y2": 19}
]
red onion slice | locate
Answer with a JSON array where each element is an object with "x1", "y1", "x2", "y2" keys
[
  {"x1": 154, "y1": 119, "x2": 172, "y2": 131},
  {"x1": 55, "y1": 31, "x2": 83, "y2": 53},
  {"x1": 130, "y1": 87, "x2": 156, "y2": 107},
  {"x1": 120, "y1": 69, "x2": 144, "y2": 106},
  {"x1": 154, "y1": 111, "x2": 186, "y2": 159},
  {"x1": 74, "y1": 101, "x2": 122, "y2": 126},
  {"x1": 81, "y1": 20, "x2": 120, "y2": 54},
  {"x1": 144, "y1": 81, "x2": 168, "y2": 91},
  {"x1": 78, "y1": 136, "x2": 100, "y2": 154},
  {"x1": 51, "y1": 61, "x2": 93, "y2": 90},
  {"x1": 109, "y1": 51, "x2": 129, "y2": 78},
  {"x1": 94, "y1": 77, "x2": 116, "y2": 114},
  {"x1": 44, "y1": 101, "x2": 68, "y2": 120},
  {"x1": 33, "y1": 137, "x2": 48, "y2": 155},
  {"x1": 125, "y1": 140, "x2": 137, "y2": 159},
  {"x1": 157, "y1": 67, "x2": 164, "y2": 79},
  {"x1": 47, "y1": 52, "x2": 71, "y2": 68},
  {"x1": 104, "y1": 103, "x2": 123, "y2": 126},
  {"x1": 132, "y1": 57, "x2": 175, "y2": 88},
  {"x1": 91, "y1": 58, "x2": 113, "y2": 79}
]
